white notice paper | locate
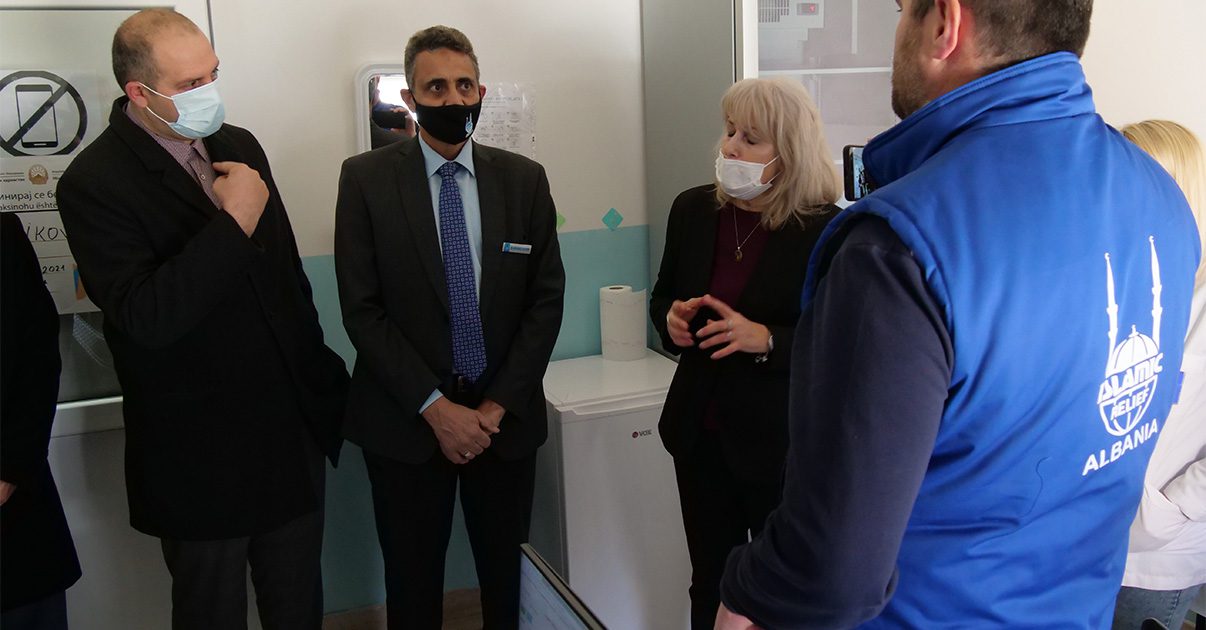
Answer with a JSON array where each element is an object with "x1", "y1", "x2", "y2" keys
[{"x1": 477, "y1": 82, "x2": 536, "y2": 160}]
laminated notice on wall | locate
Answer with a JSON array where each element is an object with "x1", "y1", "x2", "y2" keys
[
  {"x1": 0, "y1": 68, "x2": 104, "y2": 314},
  {"x1": 477, "y1": 82, "x2": 536, "y2": 160}
]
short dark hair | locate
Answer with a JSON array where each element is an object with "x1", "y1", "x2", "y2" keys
[
  {"x1": 912, "y1": 0, "x2": 1093, "y2": 64},
  {"x1": 112, "y1": 8, "x2": 202, "y2": 88},
  {"x1": 403, "y1": 25, "x2": 480, "y2": 90}
]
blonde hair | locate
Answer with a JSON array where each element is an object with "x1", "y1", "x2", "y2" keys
[
  {"x1": 715, "y1": 78, "x2": 839, "y2": 230},
  {"x1": 1122, "y1": 120, "x2": 1206, "y2": 288}
]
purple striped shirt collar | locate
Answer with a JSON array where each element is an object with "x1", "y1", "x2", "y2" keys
[{"x1": 124, "y1": 103, "x2": 211, "y2": 166}]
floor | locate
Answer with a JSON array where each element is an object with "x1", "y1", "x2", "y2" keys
[
  {"x1": 320, "y1": 591, "x2": 1203, "y2": 630},
  {"x1": 322, "y1": 589, "x2": 482, "y2": 630}
]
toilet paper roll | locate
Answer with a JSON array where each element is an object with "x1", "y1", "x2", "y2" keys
[{"x1": 600, "y1": 285, "x2": 648, "y2": 361}]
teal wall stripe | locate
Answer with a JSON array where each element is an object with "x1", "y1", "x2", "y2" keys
[
  {"x1": 300, "y1": 223, "x2": 650, "y2": 612},
  {"x1": 551, "y1": 225, "x2": 650, "y2": 360}
]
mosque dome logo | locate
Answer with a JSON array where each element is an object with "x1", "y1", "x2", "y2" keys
[{"x1": 1096, "y1": 237, "x2": 1164, "y2": 437}]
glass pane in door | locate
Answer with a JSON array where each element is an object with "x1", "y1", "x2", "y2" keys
[{"x1": 757, "y1": 0, "x2": 900, "y2": 160}]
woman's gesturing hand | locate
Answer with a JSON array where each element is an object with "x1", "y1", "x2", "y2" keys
[
  {"x1": 695, "y1": 294, "x2": 771, "y2": 359},
  {"x1": 666, "y1": 297, "x2": 704, "y2": 347}
]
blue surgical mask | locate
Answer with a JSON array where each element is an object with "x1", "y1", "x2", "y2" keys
[{"x1": 140, "y1": 79, "x2": 226, "y2": 139}]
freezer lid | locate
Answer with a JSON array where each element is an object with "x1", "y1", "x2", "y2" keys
[{"x1": 543, "y1": 350, "x2": 678, "y2": 408}]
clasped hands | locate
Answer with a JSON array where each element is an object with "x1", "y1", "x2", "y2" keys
[
  {"x1": 421, "y1": 397, "x2": 505, "y2": 465},
  {"x1": 666, "y1": 294, "x2": 770, "y2": 359}
]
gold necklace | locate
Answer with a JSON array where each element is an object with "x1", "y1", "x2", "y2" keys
[{"x1": 732, "y1": 207, "x2": 760, "y2": 262}]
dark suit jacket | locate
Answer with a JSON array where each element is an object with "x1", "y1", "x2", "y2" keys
[
  {"x1": 650, "y1": 185, "x2": 837, "y2": 481},
  {"x1": 55, "y1": 98, "x2": 349, "y2": 540},
  {"x1": 335, "y1": 137, "x2": 564, "y2": 464},
  {"x1": 0, "y1": 213, "x2": 81, "y2": 610}
]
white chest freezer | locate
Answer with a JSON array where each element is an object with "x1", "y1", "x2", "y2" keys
[{"x1": 530, "y1": 350, "x2": 690, "y2": 630}]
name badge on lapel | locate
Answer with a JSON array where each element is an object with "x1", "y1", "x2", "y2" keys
[{"x1": 502, "y1": 242, "x2": 532, "y2": 255}]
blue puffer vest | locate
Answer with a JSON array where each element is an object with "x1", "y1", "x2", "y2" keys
[{"x1": 806, "y1": 53, "x2": 1200, "y2": 629}]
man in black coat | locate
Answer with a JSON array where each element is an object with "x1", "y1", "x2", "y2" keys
[
  {"x1": 1, "y1": 212, "x2": 81, "y2": 630},
  {"x1": 335, "y1": 25, "x2": 564, "y2": 630},
  {"x1": 55, "y1": 9, "x2": 348, "y2": 630}
]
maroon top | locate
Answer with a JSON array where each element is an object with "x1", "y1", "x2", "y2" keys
[
  {"x1": 709, "y1": 205, "x2": 770, "y2": 305},
  {"x1": 703, "y1": 205, "x2": 770, "y2": 431}
]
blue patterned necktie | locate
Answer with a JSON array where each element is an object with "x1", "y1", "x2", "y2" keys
[{"x1": 437, "y1": 161, "x2": 487, "y2": 382}]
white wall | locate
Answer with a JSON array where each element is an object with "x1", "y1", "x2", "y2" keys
[
  {"x1": 1082, "y1": 0, "x2": 1206, "y2": 141},
  {"x1": 209, "y1": 0, "x2": 647, "y2": 255}
]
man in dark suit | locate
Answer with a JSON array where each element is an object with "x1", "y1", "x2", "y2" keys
[
  {"x1": 335, "y1": 25, "x2": 565, "y2": 630},
  {"x1": 1, "y1": 212, "x2": 81, "y2": 630},
  {"x1": 55, "y1": 9, "x2": 348, "y2": 630}
]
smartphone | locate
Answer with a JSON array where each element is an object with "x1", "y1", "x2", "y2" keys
[
  {"x1": 15, "y1": 84, "x2": 59, "y2": 149},
  {"x1": 843, "y1": 144, "x2": 875, "y2": 202},
  {"x1": 372, "y1": 107, "x2": 412, "y2": 131}
]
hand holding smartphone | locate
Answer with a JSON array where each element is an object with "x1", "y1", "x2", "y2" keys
[{"x1": 843, "y1": 145, "x2": 875, "y2": 202}]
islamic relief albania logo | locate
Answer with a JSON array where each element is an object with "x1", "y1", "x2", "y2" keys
[{"x1": 1096, "y1": 237, "x2": 1165, "y2": 437}]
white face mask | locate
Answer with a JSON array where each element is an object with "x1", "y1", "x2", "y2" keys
[{"x1": 715, "y1": 152, "x2": 778, "y2": 200}]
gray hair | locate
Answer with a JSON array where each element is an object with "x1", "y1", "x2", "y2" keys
[{"x1": 403, "y1": 25, "x2": 479, "y2": 90}]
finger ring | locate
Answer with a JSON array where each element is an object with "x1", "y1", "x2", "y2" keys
[
  {"x1": 727, "y1": 331, "x2": 733, "y2": 340},
  {"x1": 726, "y1": 320, "x2": 733, "y2": 331}
]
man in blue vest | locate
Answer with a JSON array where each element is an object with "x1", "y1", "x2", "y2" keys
[{"x1": 716, "y1": 0, "x2": 1201, "y2": 628}]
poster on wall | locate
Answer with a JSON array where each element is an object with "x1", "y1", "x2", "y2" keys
[
  {"x1": 477, "y1": 82, "x2": 536, "y2": 160},
  {"x1": 0, "y1": 4, "x2": 208, "y2": 403},
  {"x1": 0, "y1": 68, "x2": 104, "y2": 314}
]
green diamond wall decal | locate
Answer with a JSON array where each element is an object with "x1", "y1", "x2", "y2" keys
[
  {"x1": 601, "y1": 207, "x2": 623, "y2": 231},
  {"x1": 556, "y1": 212, "x2": 566, "y2": 229}
]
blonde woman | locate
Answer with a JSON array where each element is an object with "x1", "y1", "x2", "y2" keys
[
  {"x1": 649, "y1": 77, "x2": 839, "y2": 629},
  {"x1": 1113, "y1": 120, "x2": 1206, "y2": 630}
]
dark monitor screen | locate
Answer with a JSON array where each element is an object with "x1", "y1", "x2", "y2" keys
[{"x1": 518, "y1": 543, "x2": 606, "y2": 630}]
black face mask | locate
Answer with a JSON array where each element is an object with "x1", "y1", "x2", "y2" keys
[{"x1": 413, "y1": 100, "x2": 482, "y2": 145}]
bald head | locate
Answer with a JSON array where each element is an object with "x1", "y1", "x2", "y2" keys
[{"x1": 112, "y1": 8, "x2": 204, "y2": 88}]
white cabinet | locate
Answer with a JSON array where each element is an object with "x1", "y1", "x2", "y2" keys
[{"x1": 530, "y1": 351, "x2": 690, "y2": 630}]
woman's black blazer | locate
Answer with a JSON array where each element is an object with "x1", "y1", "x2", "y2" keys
[{"x1": 650, "y1": 185, "x2": 838, "y2": 481}]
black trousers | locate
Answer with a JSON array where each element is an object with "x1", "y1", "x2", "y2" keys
[
  {"x1": 673, "y1": 430, "x2": 783, "y2": 630},
  {"x1": 0, "y1": 591, "x2": 68, "y2": 630},
  {"x1": 159, "y1": 433, "x2": 325, "y2": 630},
  {"x1": 364, "y1": 446, "x2": 537, "y2": 630}
]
